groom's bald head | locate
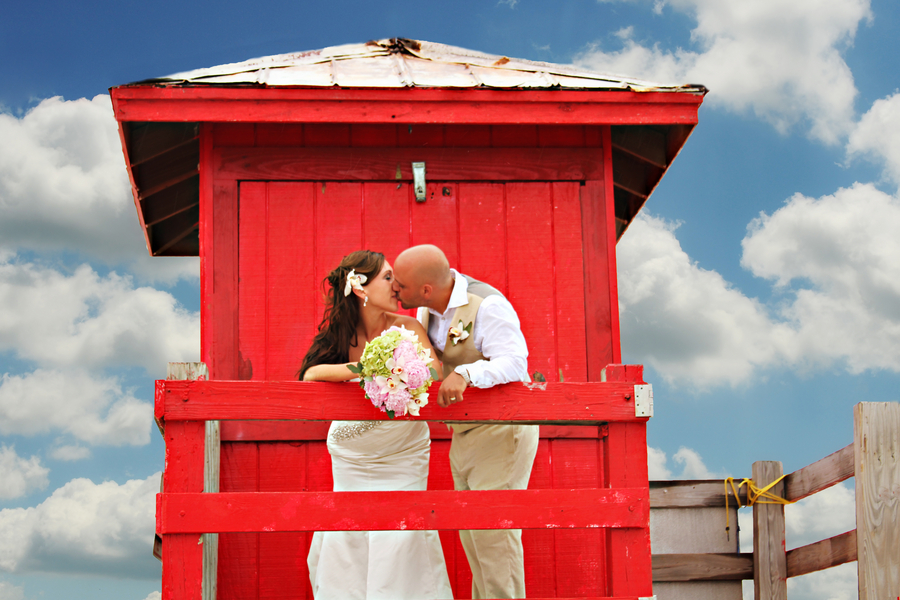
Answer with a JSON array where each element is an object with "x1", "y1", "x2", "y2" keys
[{"x1": 392, "y1": 245, "x2": 454, "y2": 310}]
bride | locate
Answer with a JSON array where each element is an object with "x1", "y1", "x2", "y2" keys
[{"x1": 299, "y1": 250, "x2": 453, "y2": 600}]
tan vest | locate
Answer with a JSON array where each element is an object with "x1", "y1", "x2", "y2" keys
[{"x1": 422, "y1": 276, "x2": 502, "y2": 433}]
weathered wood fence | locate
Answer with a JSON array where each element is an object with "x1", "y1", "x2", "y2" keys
[{"x1": 649, "y1": 401, "x2": 900, "y2": 600}]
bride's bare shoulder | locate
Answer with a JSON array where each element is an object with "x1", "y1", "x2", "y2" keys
[{"x1": 387, "y1": 313, "x2": 425, "y2": 333}]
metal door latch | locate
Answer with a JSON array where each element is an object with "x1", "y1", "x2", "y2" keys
[{"x1": 412, "y1": 162, "x2": 426, "y2": 202}]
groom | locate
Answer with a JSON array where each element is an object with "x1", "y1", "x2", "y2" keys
[{"x1": 392, "y1": 244, "x2": 539, "y2": 599}]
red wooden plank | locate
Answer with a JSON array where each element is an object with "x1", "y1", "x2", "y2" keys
[
  {"x1": 581, "y1": 179, "x2": 617, "y2": 378},
  {"x1": 445, "y1": 125, "x2": 491, "y2": 147},
  {"x1": 458, "y1": 183, "x2": 507, "y2": 294},
  {"x1": 526, "y1": 439, "x2": 558, "y2": 598},
  {"x1": 350, "y1": 124, "x2": 398, "y2": 147},
  {"x1": 212, "y1": 123, "x2": 255, "y2": 146},
  {"x1": 539, "y1": 125, "x2": 586, "y2": 147},
  {"x1": 411, "y1": 182, "x2": 459, "y2": 263},
  {"x1": 315, "y1": 182, "x2": 363, "y2": 326},
  {"x1": 401, "y1": 123, "x2": 444, "y2": 146},
  {"x1": 266, "y1": 183, "x2": 317, "y2": 381},
  {"x1": 553, "y1": 182, "x2": 588, "y2": 383},
  {"x1": 491, "y1": 125, "x2": 538, "y2": 146},
  {"x1": 238, "y1": 182, "x2": 268, "y2": 380},
  {"x1": 602, "y1": 126, "x2": 622, "y2": 364},
  {"x1": 209, "y1": 179, "x2": 239, "y2": 379},
  {"x1": 363, "y1": 182, "x2": 411, "y2": 262},
  {"x1": 507, "y1": 182, "x2": 557, "y2": 381},
  {"x1": 199, "y1": 124, "x2": 214, "y2": 366},
  {"x1": 161, "y1": 534, "x2": 203, "y2": 600},
  {"x1": 111, "y1": 87, "x2": 704, "y2": 125},
  {"x1": 160, "y1": 380, "x2": 646, "y2": 423},
  {"x1": 215, "y1": 147, "x2": 605, "y2": 183},
  {"x1": 259, "y1": 443, "x2": 310, "y2": 599},
  {"x1": 218, "y1": 442, "x2": 259, "y2": 600},
  {"x1": 159, "y1": 488, "x2": 649, "y2": 533},
  {"x1": 304, "y1": 123, "x2": 350, "y2": 146},
  {"x1": 255, "y1": 123, "x2": 304, "y2": 146}
]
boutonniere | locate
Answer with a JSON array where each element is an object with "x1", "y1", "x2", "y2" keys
[{"x1": 448, "y1": 320, "x2": 473, "y2": 345}]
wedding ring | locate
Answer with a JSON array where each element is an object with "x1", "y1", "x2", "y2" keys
[{"x1": 450, "y1": 397, "x2": 457, "y2": 401}]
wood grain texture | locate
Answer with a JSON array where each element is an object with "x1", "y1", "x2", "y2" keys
[
  {"x1": 784, "y1": 443, "x2": 854, "y2": 502},
  {"x1": 652, "y1": 553, "x2": 753, "y2": 582},
  {"x1": 786, "y1": 529, "x2": 857, "y2": 578},
  {"x1": 752, "y1": 461, "x2": 787, "y2": 600},
  {"x1": 158, "y1": 488, "x2": 649, "y2": 534},
  {"x1": 111, "y1": 86, "x2": 704, "y2": 125},
  {"x1": 650, "y1": 480, "x2": 748, "y2": 508},
  {"x1": 854, "y1": 402, "x2": 900, "y2": 599},
  {"x1": 582, "y1": 180, "x2": 616, "y2": 378},
  {"x1": 215, "y1": 147, "x2": 605, "y2": 182},
  {"x1": 159, "y1": 379, "x2": 646, "y2": 423}
]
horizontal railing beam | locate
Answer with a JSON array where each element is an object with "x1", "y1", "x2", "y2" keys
[
  {"x1": 786, "y1": 529, "x2": 858, "y2": 578},
  {"x1": 650, "y1": 480, "x2": 748, "y2": 508},
  {"x1": 157, "y1": 488, "x2": 649, "y2": 534},
  {"x1": 651, "y1": 552, "x2": 753, "y2": 582},
  {"x1": 156, "y1": 380, "x2": 645, "y2": 424},
  {"x1": 784, "y1": 443, "x2": 854, "y2": 502}
]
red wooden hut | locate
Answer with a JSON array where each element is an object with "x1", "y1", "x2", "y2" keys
[{"x1": 111, "y1": 38, "x2": 705, "y2": 600}]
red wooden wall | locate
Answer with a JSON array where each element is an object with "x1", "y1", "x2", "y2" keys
[{"x1": 199, "y1": 123, "x2": 648, "y2": 598}]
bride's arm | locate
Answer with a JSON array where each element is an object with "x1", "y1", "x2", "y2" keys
[{"x1": 302, "y1": 363, "x2": 357, "y2": 382}]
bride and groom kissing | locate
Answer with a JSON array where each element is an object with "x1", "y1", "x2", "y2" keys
[{"x1": 300, "y1": 244, "x2": 539, "y2": 600}]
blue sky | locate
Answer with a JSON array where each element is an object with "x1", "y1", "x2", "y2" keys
[{"x1": 2, "y1": 1, "x2": 899, "y2": 599}]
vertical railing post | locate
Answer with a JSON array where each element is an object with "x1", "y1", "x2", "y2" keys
[
  {"x1": 161, "y1": 363, "x2": 210, "y2": 600},
  {"x1": 752, "y1": 461, "x2": 786, "y2": 600},
  {"x1": 854, "y1": 402, "x2": 900, "y2": 600}
]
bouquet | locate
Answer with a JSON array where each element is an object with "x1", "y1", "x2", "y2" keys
[{"x1": 348, "y1": 326, "x2": 439, "y2": 418}]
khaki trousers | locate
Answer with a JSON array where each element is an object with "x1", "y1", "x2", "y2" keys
[{"x1": 449, "y1": 424, "x2": 540, "y2": 599}]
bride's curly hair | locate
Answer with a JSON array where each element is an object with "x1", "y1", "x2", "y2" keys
[{"x1": 298, "y1": 250, "x2": 385, "y2": 380}]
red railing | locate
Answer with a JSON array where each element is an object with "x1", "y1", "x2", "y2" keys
[{"x1": 154, "y1": 364, "x2": 653, "y2": 600}]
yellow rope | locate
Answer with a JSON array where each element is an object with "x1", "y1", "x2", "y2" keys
[{"x1": 724, "y1": 476, "x2": 796, "y2": 540}]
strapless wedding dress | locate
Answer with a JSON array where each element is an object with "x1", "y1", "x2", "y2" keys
[{"x1": 307, "y1": 420, "x2": 453, "y2": 600}]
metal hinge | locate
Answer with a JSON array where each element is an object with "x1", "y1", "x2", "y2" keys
[{"x1": 634, "y1": 384, "x2": 653, "y2": 418}]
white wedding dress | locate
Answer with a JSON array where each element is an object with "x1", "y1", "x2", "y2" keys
[{"x1": 307, "y1": 420, "x2": 454, "y2": 600}]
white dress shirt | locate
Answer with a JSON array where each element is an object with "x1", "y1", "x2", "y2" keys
[{"x1": 418, "y1": 270, "x2": 529, "y2": 388}]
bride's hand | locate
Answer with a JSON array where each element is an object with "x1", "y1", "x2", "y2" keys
[{"x1": 302, "y1": 363, "x2": 356, "y2": 382}]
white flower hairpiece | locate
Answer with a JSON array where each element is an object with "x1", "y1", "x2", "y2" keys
[{"x1": 344, "y1": 269, "x2": 367, "y2": 296}]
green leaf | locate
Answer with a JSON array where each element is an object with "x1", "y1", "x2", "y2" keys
[
  {"x1": 386, "y1": 410, "x2": 395, "y2": 420},
  {"x1": 558, "y1": 368, "x2": 564, "y2": 383},
  {"x1": 464, "y1": 321, "x2": 473, "y2": 334},
  {"x1": 429, "y1": 367, "x2": 439, "y2": 380},
  {"x1": 347, "y1": 362, "x2": 363, "y2": 375},
  {"x1": 532, "y1": 371, "x2": 546, "y2": 383}
]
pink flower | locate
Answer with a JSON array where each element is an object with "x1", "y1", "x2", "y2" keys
[
  {"x1": 394, "y1": 340, "x2": 418, "y2": 364},
  {"x1": 405, "y1": 360, "x2": 430, "y2": 390},
  {"x1": 384, "y1": 388, "x2": 412, "y2": 414},
  {"x1": 364, "y1": 379, "x2": 388, "y2": 409}
]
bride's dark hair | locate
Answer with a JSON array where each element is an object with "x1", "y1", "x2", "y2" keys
[{"x1": 298, "y1": 250, "x2": 385, "y2": 379}]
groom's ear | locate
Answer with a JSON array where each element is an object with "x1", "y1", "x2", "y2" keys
[{"x1": 421, "y1": 284, "x2": 433, "y2": 299}]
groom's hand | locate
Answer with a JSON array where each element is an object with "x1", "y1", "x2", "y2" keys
[{"x1": 437, "y1": 372, "x2": 468, "y2": 407}]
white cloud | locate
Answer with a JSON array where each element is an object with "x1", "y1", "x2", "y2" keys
[
  {"x1": 575, "y1": 0, "x2": 871, "y2": 143},
  {"x1": 142, "y1": 593, "x2": 162, "y2": 600},
  {"x1": 848, "y1": 92, "x2": 900, "y2": 187},
  {"x1": 617, "y1": 213, "x2": 794, "y2": 387},
  {"x1": 0, "y1": 473, "x2": 159, "y2": 578},
  {"x1": 788, "y1": 562, "x2": 857, "y2": 600},
  {"x1": 0, "y1": 446, "x2": 49, "y2": 500},
  {"x1": 646, "y1": 445, "x2": 716, "y2": 479},
  {"x1": 0, "y1": 580, "x2": 25, "y2": 600},
  {"x1": 0, "y1": 256, "x2": 199, "y2": 372},
  {"x1": 742, "y1": 183, "x2": 900, "y2": 374},
  {"x1": 49, "y1": 444, "x2": 92, "y2": 462},
  {"x1": 0, "y1": 370, "x2": 150, "y2": 446},
  {"x1": 647, "y1": 446, "x2": 672, "y2": 479},
  {"x1": 0, "y1": 95, "x2": 197, "y2": 283}
]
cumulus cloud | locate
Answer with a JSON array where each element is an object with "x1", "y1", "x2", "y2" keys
[
  {"x1": 0, "y1": 473, "x2": 159, "y2": 578},
  {"x1": 0, "y1": 580, "x2": 25, "y2": 600},
  {"x1": 143, "y1": 593, "x2": 162, "y2": 600},
  {"x1": 0, "y1": 446, "x2": 49, "y2": 500},
  {"x1": 0, "y1": 95, "x2": 197, "y2": 283},
  {"x1": 0, "y1": 256, "x2": 199, "y2": 372},
  {"x1": 49, "y1": 444, "x2": 92, "y2": 462},
  {"x1": 743, "y1": 183, "x2": 900, "y2": 374},
  {"x1": 647, "y1": 445, "x2": 717, "y2": 479},
  {"x1": 575, "y1": 0, "x2": 871, "y2": 143},
  {"x1": 848, "y1": 92, "x2": 900, "y2": 187},
  {"x1": 0, "y1": 370, "x2": 150, "y2": 446},
  {"x1": 617, "y1": 213, "x2": 794, "y2": 387}
]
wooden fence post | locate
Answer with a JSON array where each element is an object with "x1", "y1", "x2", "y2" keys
[
  {"x1": 752, "y1": 461, "x2": 786, "y2": 600},
  {"x1": 854, "y1": 402, "x2": 900, "y2": 600}
]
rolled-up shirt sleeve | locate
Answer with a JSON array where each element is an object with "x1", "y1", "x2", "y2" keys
[{"x1": 456, "y1": 297, "x2": 529, "y2": 388}]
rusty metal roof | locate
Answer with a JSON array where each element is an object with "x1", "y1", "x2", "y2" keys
[{"x1": 141, "y1": 38, "x2": 705, "y2": 94}]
